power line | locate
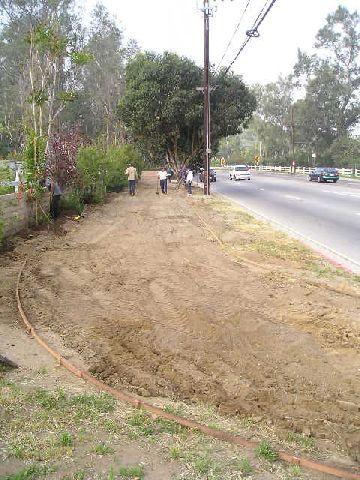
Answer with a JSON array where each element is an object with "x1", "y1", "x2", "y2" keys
[
  {"x1": 222, "y1": 0, "x2": 278, "y2": 75},
  {"x1": 217, "y1": 0, "x2": 252, "y2": 69}
]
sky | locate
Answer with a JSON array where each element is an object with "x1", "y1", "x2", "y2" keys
[{"x1": 81, "y1": 0, "x2": 359, "y2": 86}]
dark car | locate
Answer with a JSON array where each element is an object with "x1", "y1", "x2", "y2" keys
[
  {"x1": 308, "y1": 167, "x2": 339, "y2": 183},
  {"x1": 199, "y1": 169, "x2": 216, "y2": 182}
]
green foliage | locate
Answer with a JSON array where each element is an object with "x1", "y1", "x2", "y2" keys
[
  {"x1": 118, "y1": 465, "x2": 144, "y2": 479},
  {"x1": 57, "y1": 91, "x2": 77, "y2": 103},
  {"x1": 31, "y1": 25, "x2": 67, "y2": 56},
  {"x1": 27, "y1": 89, "x2": 48, "y2": 106},
  {"x1": 94, "y1": 442, "x2": 114, "y2": 455},
  {"x1": 70, "y1": 50, "x2": 95, "y2": 65},
  {"x1": 256, "y1": 440, "x2": 279, "y2": 462},
  {"x1": 60, "y1": 191, "x2": 84, "y2": 215},
  {"x1": 237, "y1": 456, "x2": 253, "y2": 475},
  {"x1": 76, "y1": 145, "x2": 106, "y2": 202},
  {"x1": 2, "y1": 464, "x2": 54, "y2": 480},
  {"x1": 23, "y1": 131, "x2": 47, "y2": 193},
  {"x1": 327, "y1": 136, "x2": 360, "y2": 167},
  {"x1": 119, "y1": 51, "x2": 255, "y2": 172},
  {"x1": 105, "y1": 144, "x2": 143, "y2": 192},
  {"x1": 0, "y1": 164, "x2": 14, "y2": 195},
  {"x1": 59, "y1": 431, "x2": 73, "y2": 447}
]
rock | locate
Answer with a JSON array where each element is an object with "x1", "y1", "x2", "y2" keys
[{"x1": 0, "y1": 355, "x2": 18, "y2": 369}]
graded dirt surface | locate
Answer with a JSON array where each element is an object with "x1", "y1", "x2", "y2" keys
[{"x1": 14, "y1": 172, "x2": 360, "y2": 463}]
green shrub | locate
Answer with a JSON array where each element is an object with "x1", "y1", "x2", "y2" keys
[
  {"x1": 0, "y1": 164, "x2": 14, "y2": 195},
  {"x1": 60, "y1": 191, "x2": 84, "y2": 215},
  {"x1": 104, "y1": 144, "x2": 143, "y2": 192},
  {"x1": 256, "y1": 440, "x2": 278, "y2": 462},
  {"x1": 77, "y1": 146, "x2": 106, "y2": 203}
]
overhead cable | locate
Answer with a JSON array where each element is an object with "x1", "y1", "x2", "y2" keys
[
  {"x1": 217, "y1": 0, "x2": 252, "y2": 69},
  {"x1": 222, "y1": 0, "x2": 278, "y2": 75}
]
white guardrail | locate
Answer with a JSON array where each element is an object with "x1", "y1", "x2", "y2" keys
[{"x1": 216, "y1": 165, "x2": 359, "y2": 177}]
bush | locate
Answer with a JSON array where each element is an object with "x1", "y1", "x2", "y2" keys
[
  {"x1": 60, "y1": 191, "x2": 84, "y2": 215},
  {"x1": 104, "y1": 144, "x2": 143, "y2": 192},
  {"x1": 76, "y1": 146, "x2": 106, "y2": 203},
  {"x1": 76, "y1": 143, "x2": 143, "y2": 202},
  {"x1": 0, "y1": 164, "x2": 14, "y2": 195}
]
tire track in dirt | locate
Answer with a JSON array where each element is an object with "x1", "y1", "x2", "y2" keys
[{"x1": 20, "y1": 173, "x2": 360, "y2": 460}]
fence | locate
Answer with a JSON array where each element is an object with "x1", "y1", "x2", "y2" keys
[
  {"x1": 0, "y1": 192, "x2": 50, "y2": 241},
  {"x1": 247, "y1": 165, "x2": 359, "y2": 177}
]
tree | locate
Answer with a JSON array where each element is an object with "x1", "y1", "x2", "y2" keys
[
  {"x1": 294, "y1": 6, "x2": 360, "y2": 155},
  {"x1": 119, "y1": 51, "x2": 256, "y2": 173},
  {"x1": 68, "y1": 4, "x2": 135, "y2": 145}
]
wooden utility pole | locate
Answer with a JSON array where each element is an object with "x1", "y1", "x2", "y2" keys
[{"x1": 203, "y1": 0, "x2": 211, "y2": 195}]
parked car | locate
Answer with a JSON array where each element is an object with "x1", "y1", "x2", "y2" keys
[
  {"x1": 199, "y1": 168, "x2": 217, "y2": 182},
  {"x1": 229, "y1": 164, "x2": 251, "y2": 180},
  {"x1": 308, "y1": 167, "x2": 339, "y2": 183}
]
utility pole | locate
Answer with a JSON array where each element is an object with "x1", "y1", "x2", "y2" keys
[
  {"x1": 290, "y1": 105, "x2": 296, "y2": 174},
  {"x1": 203, "y1": 0, "x2": 211, "y2": 195}
]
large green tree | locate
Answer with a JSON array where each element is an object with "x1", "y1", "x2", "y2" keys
[
  {"x1": 294, "y1": 6, "x2": 360, "y2": 156},
  {"x1": 119, "y1": 51, "x2": 256, "y2": 172}
]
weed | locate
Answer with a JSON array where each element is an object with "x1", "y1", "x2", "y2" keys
[
  {"x1": 287, "y1": 465, "x2": 302, "y2": 478},
  {"x1": 59, "y1": 431, "x2": 73, "y2": 447},
  {"x1": 156, "y1": 417, "x2": 186, "y2": 435},
  {"x1": 94, "y1": 442, "x2": 114, "y2": 455},
  {"x1": 103, "y1": 419, "x2": 119, "y2": 434},
  {"x1": 256, "y1": 440, "x2": 278, "y2": 462},
  {"x1": 118, "y1": 464, "x2": 144, "y2": 479},
  {"x1": 126, "y1": 410, "x2": 155, "y2": 437},
  {"x1": 287, "y1": 432, "x2": 315, "y2": 451},
  {"x1": 3, "y1": 465, "x2": 55, "y2": 480},
  {"x1": 36, "y1": 367, "x2": 48, "y2": 375},
  {"x1": 33, "y1": 388, "x2": 67, "y2": 410},
  {"x1": 194, "y1": 455, "x2": 213, "y2": 474},
  {"x1": 237, "y1": 457, "x2": 253, "y2": 476},
  {"x1": 72, "y1": 392, "x2": 115, "y2": 414},
  {"x1": 73, "y1": 471, "x2": 86, "y2": 480},
  {"x1": 107, "y1": 467, "x2": 116, "y2": 480},
  {"x1": 169, "y1": 445, "x2": 183, "y2": 460}
]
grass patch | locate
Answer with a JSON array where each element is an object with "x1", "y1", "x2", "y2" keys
[
  {"x1": 287, "y1": 432, "x2": 315, "y2": 451},
  {"x1": 118, "y1": 464, "x2": 144, "y2": 479},
  {"x1": 94, "y1": 442, "x2": 115, "y2": 455},
  {"x1": 59, "y1": 431, "x2": 73, "y2": 447},
  {"x1": 287, "y1": 465, "x2": 302, "y2": 478},
  {"x1": 236, "y1": 456, "x2": 253, "y2": 476},
  {"x1": 73, "y1": 471, "x2": 86, "y2": 480},
  {"x1": 2, "y1": 464, "x2": 55, "y2": 480},
  {"x1": 126, "y1": 409, "x2": 186, "y2": 439},
  {"x1": 256, "y1": 440, "x2": 278, "y2": 462}
]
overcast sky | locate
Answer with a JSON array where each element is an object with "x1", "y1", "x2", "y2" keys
[{"x1": 81, "y1": 0, "x2": 359, "y2": 86}]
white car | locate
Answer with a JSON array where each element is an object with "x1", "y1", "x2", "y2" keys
[{"x1": 229, "y1": 165, "x2": 251, "y2": 180}]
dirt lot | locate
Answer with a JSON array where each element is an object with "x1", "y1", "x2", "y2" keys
[{"x1": 2, "y1": 172, "x2": 360, "y2": 472}]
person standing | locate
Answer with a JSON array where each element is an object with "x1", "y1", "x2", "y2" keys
[
  {"x1": 46, "y1": 177, "x2": 62, "y2": 219},
  {"x1": 125, "y1": 163, "x2": 138, "y2": 196},
  {"x1": 186, "y1": 169, "x2": 193, "y2": 196},
  {"x1": 158, "y1": 167, "x2": 168, "y2": 194}
]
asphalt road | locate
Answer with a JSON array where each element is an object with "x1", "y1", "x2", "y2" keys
[{"x1": 212, "y1": 171, "x2": 360, "y2": 273}]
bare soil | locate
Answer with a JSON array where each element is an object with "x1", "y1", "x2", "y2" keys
[{"x1": 5, "y1": 172, "x2": 360, "y2": 464}]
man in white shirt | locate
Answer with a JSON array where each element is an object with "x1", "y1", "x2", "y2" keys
[
  {"x1": 186, "y1": 169, "x2": 193, "y2": 195},
  {"x1": 158, "y1": 167, "x2": 168, "y2": 194}
]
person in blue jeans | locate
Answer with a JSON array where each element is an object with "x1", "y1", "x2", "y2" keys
[{"x1": 158, "y1": 167, "x2": 168, "y2": 194}]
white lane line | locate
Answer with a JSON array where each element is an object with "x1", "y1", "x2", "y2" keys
[
  {"x1": 322, "y1": 189, "x2": 360, "y2": 198},
  {"x1": 356, "y1": 213, "x2": 360, "y2": 216},
  {"x1": 259, "y1": 188, "x2": 265, "y2": 191},
  {"x1": 284, "y1": 194, "x2": 302, "y2": 201}
]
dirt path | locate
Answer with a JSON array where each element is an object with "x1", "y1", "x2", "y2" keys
[{"x1": 17, "y1": 172, "x2": 360, "y2": 461}]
